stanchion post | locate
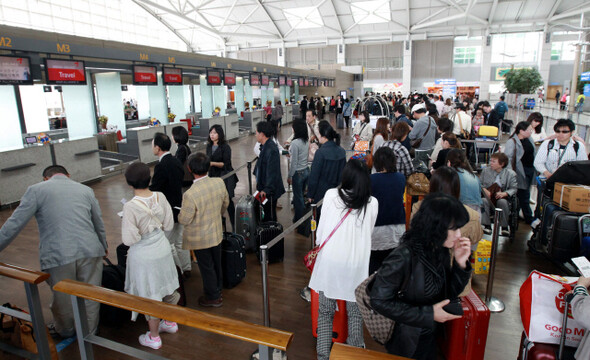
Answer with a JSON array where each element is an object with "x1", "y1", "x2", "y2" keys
[
  {"x1": 485, "y1": 208, "x2": 505, "y2": 313},
  {"x1": 260, "y1": 245, "x2": 271, "y2": 327},
  {"x1": 247, "y1": 161, "x2": 253, "y2": 195},
  {"x1": 310, "y1": 204, "x2": 318, "y2": 250}
]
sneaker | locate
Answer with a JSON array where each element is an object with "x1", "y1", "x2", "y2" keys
[
  {"x1": 198, "y1": 296, "x2": 223, "y2": 308},
  {"x1": 501, "y1": 228, "x2": 510, "y2": 237},
  {"x1": 158, "y1": 320, "x2": 178, "y2": 334},
  {"x1": 531, "y1": 218, "x2": 541, "y2": 229},
  {"x1": 299, "y1": 287, "x2": 311, "y2": 302},
  {"x1": 139, "y1": 332, "x2": 162, "y2": 350},
  {"x1": 483, "y1": 226, "x2": 492, "y2": 235}
]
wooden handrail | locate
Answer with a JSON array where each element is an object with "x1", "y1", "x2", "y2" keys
[
  {"x1": 0, "y1": 263, "x2": 50, "y2": 285},
  {"x1": 329, "y1": 343, "x2": 412, "y2": 360},
  {"x1": 53, "y1": 279, "x2": 293, "y2": 351}
]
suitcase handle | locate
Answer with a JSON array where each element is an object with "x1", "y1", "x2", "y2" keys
[{"x1": 558, "y1": 293, "x2": 574, "y2": 359}]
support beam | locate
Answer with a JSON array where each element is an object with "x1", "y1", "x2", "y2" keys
[
  {"x1": 415, "y1": 6, "x2": 452, "y2": 27},
  {"x1": 551, "y1": 5, "x2": 590, "y2": 22},
  {"x1": 328, "y1": 0, "x2": 344, "y2": 36},
  {"x1": 489, "y1": 0, "x2": 498, "y2": 24},
  {"x1": 406, "y1": 0, "x2": 411, "y2": 31},
  {"x1": 220, "y1": 0, "x2": 240, "y2": 30},
  {"x1": 546, "y1": 0, "x2": 563, "y2": 20},
  {"x1": 255, "y1": 0, "x2": 284, "y2": 39},
  {"x1": 411, "y1": 12, "x2": 465, "y2": 31}
]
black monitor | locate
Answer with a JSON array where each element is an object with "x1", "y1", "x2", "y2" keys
[
  {"x1": 0, "y1": 55, "x2": 33, "y2": 85},
  {"x1": 45, "y1": 59, "x2": 87, "y2": 85},
  {"x1": 133, "y1": 65, "x2": 158, "y2": 85},
  {"x1": 207, "y1": 69, "x2": 222, "y2": 86},
  {"x1": 163, "y1": 68, "x2": 183, "y2": 85}
]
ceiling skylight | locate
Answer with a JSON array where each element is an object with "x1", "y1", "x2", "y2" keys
[
  {"x1": 351, "y1": 0, "x2": 391, "y2": 24},
  {"x1": 283, "y1": 6, "x2": 323, "y2": 30}
]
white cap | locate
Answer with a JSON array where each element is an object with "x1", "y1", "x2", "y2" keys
[{"x1": 411, "y1": 103, "x2": 426, "y2": 113}]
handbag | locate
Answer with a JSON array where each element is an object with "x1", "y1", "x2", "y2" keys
[
  {"x1": 308, "y1": 123, "x2": 320, "y2": 162},
  {"x1": 453, "y1": 113, "x2": 471, "y2": 139},
  {"x1": 486, "y1": 182, "x2": 502, "y2": 207},
  {"x1": 355, "y1": 253, "x2": 413, "y2": 345},
  {"x1": 410, "y1": 116, "x2": 432, "y2": 149},
  {"x1": 303, "y1": 208, "x2": 352, "y2": 272},
  {"x1": 407, "y1": 172, "x2": 430, "y2": 195}
]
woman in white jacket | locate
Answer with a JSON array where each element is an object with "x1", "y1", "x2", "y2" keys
[{"x1": 352, "y1": 110, "x2": 373, "y2": 142}]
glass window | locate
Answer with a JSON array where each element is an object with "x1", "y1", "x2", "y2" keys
[
  {"x1": 491, "y1": 32, "x2": 541, "y2": 64},
  {"x1": 454, "y1": 46, "x2": 480, "y2": 64},
  {"x1": 551, "y1": 41, "x2": 576, "y2": 61}
]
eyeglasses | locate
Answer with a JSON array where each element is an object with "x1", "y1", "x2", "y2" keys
[{"x1": 555, "y1": 130, "x2": 571, "y2": 134}]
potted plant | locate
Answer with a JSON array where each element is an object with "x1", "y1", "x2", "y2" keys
[
  {"x1": 98, "y1": 115, "x2": 108, "y2": 130},
  {"x1": 168, "y1": 113, "x2": 176, "y2": 122},
  {"x1": 213, "y1": 107, "x2": 221, "y2": 117},
  {"x1": 504, "y1": 68, "x2": 544, "y2": 108}
]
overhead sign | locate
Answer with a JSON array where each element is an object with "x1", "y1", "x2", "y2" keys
[
  {"x1": 133, "y1": 65, "x2": 157, "y2": 85},
  {"x1": 435, "y1": 78, "x2": 456, "y2": 86},
  {"x1": 163, "y1": 68, "x2": 182, "y2": 85},
  {"x1": 45, "y1": 59, "x2": 86, "y2": 85},
  {"x1": 224, "y1": 72, "x2": 236, "y2": 86},
  {"x1": 581, "y1": 72, "x2": 590, "y2": 81},
  {"x1": 584, "y1": 84, "x2": 590, "y2": 98},
  {"x1": 0, "y1": 55, "x2": 32, "y2": 85}
]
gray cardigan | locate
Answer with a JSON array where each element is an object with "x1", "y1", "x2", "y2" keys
[
  {"x1": 503, "y1": 134, "x2": 536, "y2": 189},
  {"x1": 408, "y1": 115, "x2": 437, "y2": 150},
  {"x1": 479, "y1": 167, "x2": 518, "y2": 197}
]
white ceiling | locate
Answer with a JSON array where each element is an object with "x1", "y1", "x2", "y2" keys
[{"x1": 0, "y1": 0, "x2": 588, "y2": 54}]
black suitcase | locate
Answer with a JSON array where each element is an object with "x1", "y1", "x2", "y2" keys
[
  {"x1": 545, "y1": 160, "x2": 590, "y2": 196},
  {"x1": 547, "y1": 211, "x2": 581, "y2": 263},
  {"x1": 539, "y1": 203, "x2": 562, "y2": 246},
  {"x1": 100, "y1": 258, "x2": 131, "y2": 326},
  {"x1": 256, "y1": 222, "x2": 284, "y2": 263},
  {"x1": 221, "y1": 232, "x2": 247, "y2": 289},
  {"x1": 235, "y1": 195, "x2": 260, "y2": 252}
]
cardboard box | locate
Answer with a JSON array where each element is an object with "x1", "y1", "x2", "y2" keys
[{"x1": 553, "y1": 183, "x2": 590, "y2": 213}]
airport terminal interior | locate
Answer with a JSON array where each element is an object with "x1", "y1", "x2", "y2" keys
[{"x1": 1, "y1": 0, "x2": 590, "y2": 359}]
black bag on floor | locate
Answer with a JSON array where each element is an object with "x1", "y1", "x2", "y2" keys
[
  {"x1": 100, "y1": 258, "x2": 131, "y2": 326},
  {"x1": 175, "y1": 266, "x2": 186, "y2": 307},
  {"x1": 547, "y1": 210, "x2": 582, "y2": 263},
  {"x1": 501, "y1": 119, "x2": 513, "y2": 133},
  {"x1": 221, "y1": 232, "x2": 247, "y2": 289},
  {"x1": 545, "y1": 160, "x2": 590, "y2": 196},
  {"x1": 256, "y1": 222, "x2": 284, "y2": 263}
]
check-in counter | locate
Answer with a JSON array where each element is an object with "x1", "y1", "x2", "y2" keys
[
  {"x1": 284, "y1": 105, "x2": 293, "y2": 125},
  {"x1": 241, "y1": 110, "x2": 265, "y2": 134},
  {"x1": 223, "y1": 113, "x2": 239, "y2": 140},
  {"x1": 117, "y1": 126, "x2": 160, "y2": 163},
  {"x1": 95, "y1": 132, "x2": 118, "y2": 151},
  {"x1": 192, "y1": 117, "x2": 224, "y2": 139},
  {"x1": 292, "y1": 104, "x2": 300, "y2": 121},
  {"x1": 126, "y1": 119, "x2": 150, "y2": 130},
  {"x1": 0, "y1": 145, "x2": 53, "y2": 205},
  {"x1": 162, "y1": 122, "x2": 188, "y2": 155},
  {"x1": 52, "y1": 137, "x2": 102, "y2": 183}
]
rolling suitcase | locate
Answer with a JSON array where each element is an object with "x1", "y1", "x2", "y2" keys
[
  {"x1": 440, "y1": 289, "x2": 490, "y2": 360},
  {"x1": 235, "y1": 195, "x2": 260, "y2": 252},
  {"x1": 579, "y1": 215, "x2": 590, "y2": 259},
  {"x1": 255, "y1": 221, "x2": 284, "y2": 263},
  {"x1": 547, "y1": 210, "x2": 581, "y2": 263},
  {"x1": 310, "y1": 289, "x2": 348, "y2": 343},
  {"x1": 517, "y1": 294, "x2": 576, "y2": 360},
  {"x1": 221, "y1": 232, "x2": 247, "y2": 289},
  {"x1": 100, "y1": 258, "x2": 131, "y2": 326}
]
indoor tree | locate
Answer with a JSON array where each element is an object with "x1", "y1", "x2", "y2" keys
[{"x1": 503, "y1": 68, "x2": 544, "y2": 94}]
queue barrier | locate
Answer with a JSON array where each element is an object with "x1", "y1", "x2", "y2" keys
[
  {"x1": 52, "y1": 279, "x2": 293, "y2": 360},
  {"x1": 329, "y1": 343, "x2": 411, "y2": 360},
  {"x1": 0, "y1": 262, "x2": 53, "y2": 360}
]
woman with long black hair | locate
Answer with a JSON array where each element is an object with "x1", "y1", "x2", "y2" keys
[
  {"x1": 370, "y1": 193, "x2": 472, "y2": 360},
  {"x1": 206, "y1": 124, "x2": 238, "y2": 230},
  {"x1": 309, "y1": 159, "x2": 379, "y2": 360}
]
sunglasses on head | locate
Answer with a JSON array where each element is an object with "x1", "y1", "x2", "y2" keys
[{"x1": 555, "y1": 130, "x2": 571, "y2": 134}]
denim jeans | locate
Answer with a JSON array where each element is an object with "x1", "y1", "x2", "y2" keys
[{"x1": 291, "y1": 168, "x2": 309, "y2": 225}]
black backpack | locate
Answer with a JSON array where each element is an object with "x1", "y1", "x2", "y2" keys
[{"x1": 547, "y1": 139, "x2": 580, "y2": 156}]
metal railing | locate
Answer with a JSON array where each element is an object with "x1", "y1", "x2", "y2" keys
[
  {"x1": 220, "y1": 156, "x2": 258, "y2": 195},
  {"x1": 485, "y1": 208, "x2": 505, "y2": 313}
]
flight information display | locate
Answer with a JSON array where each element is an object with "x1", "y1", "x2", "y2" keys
[{"x1": 0, "y1": 56, "x2": 33, "y2": 85}]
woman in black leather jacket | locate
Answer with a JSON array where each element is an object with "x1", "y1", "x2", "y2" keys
[{"x1": 369, "y1": 193, "x2": 472, "y2": 360}]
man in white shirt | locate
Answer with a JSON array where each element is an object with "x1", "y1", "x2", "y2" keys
[
  {"x1": 434, "y1": 95, "x2": 444, "y2": 116},
  {"x1": 534, "y1": 119, "x2": 587, "y2": 178}
]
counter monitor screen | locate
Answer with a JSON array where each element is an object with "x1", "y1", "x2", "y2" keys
[
  {"x1": 45, "y1": 59, "x2": 86, "y2": 85},
  {"x1": 163, "y1": 68, "x2": 183, "y2": 85},
  {"x1": 207, "y1": 70, "x2": 222, "y2": 85},
  {"x1": 286, "y1": 77, "x2": 292, "y2": 86},
  {"x1": 299, "y1": 77, "x2": 304, "y2": 86},
  {"x1": 304, "y1": 79, "x2": 309, "y2": 87},
  {"x1": 133, "y1": 65, "x2": 158, "y2": 85},
  {"x1": 224, "y1": 72, "x2": 236, "y2": 86},
  {"x1": 261, "y1": 75, "x2": 269, "y2": 86},
  {"x1": 250, "y1": 73, "x2": 260, "y2": 86},
  {"x1": 0, "y1": 56, "x2": 33, "y2": 85},
  {"x1": 278, "y1": 76, "x2": 286, "y2": 86},
  {"x1": 25, "y1": 136, "x2": 38, "y2": 144}
]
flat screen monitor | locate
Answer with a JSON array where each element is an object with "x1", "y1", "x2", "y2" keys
[
  {"x1": 286, "y1": 77, "x2": 292, "y2": 86},
  {"x1": 163, "y1": 68, "x2": 183, "y2": 85},
  {"x1": 45, "y1": 59, "x2": 87, "y2": 85},
  {"x1": 250, "y1": 73, "x2": 260, "y2": 86},
  {"x1": 278, "y1": 76, "x2": 286, "y2": 86},
  {"x1": 261, "y1": 75, "x2": 269, "y2": 86},
  {"x1": 304, "y1": 78, "x2": 309, "y2": 87},
  {"x1": 299, "y1": 77, "x2": 304, "y2": 86},
  {"x1": 207, "y1": 69, "x2": 222, "y2": 85},
  {"x1": 0, "y1": 56, "x2": 33, "y2": 85},
  {"x1": 133, "y1": 65, "x2": 158, "y2": 85},
  {"x1": 25, "y1": 136, "x2": 38, "y2": 144},
  {"x1": 313, "y1": 79, "x2": 318, "y2": 87},
  {"x1": 224, "y1": 72, "x2": 236, "y2": 86}
]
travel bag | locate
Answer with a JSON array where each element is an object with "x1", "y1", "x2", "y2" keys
[
  {"x1": 221, "y1": 232, "x2": 247, "y2": 289},
  {"x1": 310, "y1": 289, "x2": 348, "y2": 343},
  {"x1": 477, "y1": 125, "x2": 499, "y2": 137},
  {"x1": 439, "y1": 289, "x2": 490, "y2": 360},
  {"x1": 255, "y1": 221, "x2": 284, "y2": 263},
  {"x1": 100, "y1": 258, "x2": 131, "y2": 326},
  {"x1": 235, "y1": 194, "x2": 260, "y2": 252},
  {"x1": 547, "y1": 210, "x2": 582, "y2": 263},
  {"x1": 579, "y1": 215, "x2": 590, "y2": 259},
  {"x1": 545, "y1": 160, "x2": 590, "y2": 197}
]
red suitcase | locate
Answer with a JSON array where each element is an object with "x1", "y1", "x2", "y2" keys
[
  {"x1": 311, "y1": 290, "x2": 348, "y2": 343},
  {"x1": 440, "y1": 289, "x2": 490, "y2": 360}
]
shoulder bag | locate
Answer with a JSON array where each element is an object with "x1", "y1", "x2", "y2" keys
[
  {"x1": 304, "y1": 208, "x2": 352, "y2": 272},
  {"x1": 308, "y1": 123, "x2": 320, "y2": 162},
  {"x1": 410, "y1": 117, "x2": 432, "y2": 149},
  {"x1": 453, "y1": 113, "x2": 470, "y2": 139}
]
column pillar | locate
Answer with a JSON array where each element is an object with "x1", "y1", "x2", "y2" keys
[
  {"x1": 337, "y1": 42, "x2": 346, "y2": 64},
  {"x1": 479, "y1": 35, "x2": 493, "y2": 101},
  {"x1": 235, "y1": 76, "x2": 245, "y2": 115},
  {"x1": 147, "y1": 72, "x2": 168, "y2": 124},
  {"x1": 199, "y1": 75, "x2": 214, "y2": 118},
  {"x1": 280, "y1": 86, "x2": 287, "y2": 105},
  {"x1": 402, "y1": 40, "x2": 412, "y2": 95},
  {"x1": 268, "y1": 82, "x2": 275, "y2": 106},
  {"x1": 245, "y1": 79, "x2": 253, "y2": 111},
  {"x1": 277, "y1": 46, "x2": 286, "y2": 67},
  {"x1": 538, "y1": 31, "x2": 552, "y2": 101},
  {"x1": 294, "y1": 81, "x2": 300, "y2": 102}
]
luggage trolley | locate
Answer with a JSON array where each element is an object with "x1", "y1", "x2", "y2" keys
[{"x1": 472, "y1": 125, "x2": 499, "y2": 166}]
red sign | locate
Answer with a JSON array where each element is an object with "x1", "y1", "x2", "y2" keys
[
  {"x1": 250, "y1": 74, "x2": 260, "y2": 86},
  {"x1": 261, "y1": 75, "x2": 269, "y2": 86},
  {"x1": 164, "y1": 68, "x2": 182, "y2": 84},
  {"x1": 207, "y1": 70, "x2": 221, "y2": 85},
  {"x1": 304, "y1": 79, "x2": 309, "y2": 86},
  {"x1": 279, "y1": 76, "x2": 286, "y2": 86},
  {"x1": 224, "y1": 72, "x2": 236, "y2": 85},
  {"x1": 46, "y1": 59, "x2": 86, "y2": 84},
  {"x1": 286, "y1": 77, "x2": 292, "y2": 86},
  {"x1": 134, "y1": 66, "x2": 157, "y2": 85}
]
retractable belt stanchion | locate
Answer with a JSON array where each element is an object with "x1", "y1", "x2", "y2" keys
[
  {"x1": 485, "y1": 208, "x2": 505, "y2": 313},
  {"x1": 310, "y1": 204, "x2": 318, "y2": 250},
  {"x1": 247, "y1": 161, "x2": 253, "y2": 195}
]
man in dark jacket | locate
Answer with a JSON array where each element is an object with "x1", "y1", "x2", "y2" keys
[
  {"x1": 254, "y1": 121, "x2": 285, "y2": 222},
  {"x1": 482, "y1": 101, "x2": 500, "y2": 128},
  {"x1": 300, "y1": 96, "x2": 308, "y2": 120},
  {"x1": 150, "y1": 132, "x2": 191, "y2": 275}
]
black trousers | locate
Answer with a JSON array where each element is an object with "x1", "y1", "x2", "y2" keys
[{"x1": 194, "y1": 243, "x2": 222, "y2": 300}]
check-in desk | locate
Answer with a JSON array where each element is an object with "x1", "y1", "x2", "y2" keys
[
  {"x1": 126, "y1": 119, "x2": 150, "y2": 130},
  {"x1": 192, "y1": 117, "x2": 224, "y2": 139},
  {"x1": 162, "y1": 122, "x2": 188, "y2": 155},
  {"x1": 117, "y1": 126, "x2": 160, "y2": 163},
  {"x1": 241, "y1": 110, "x2": 265, "y2": 134},
  {"x1": 0, "y1": 145, "x2": 53, "y2": 205},
  {"x1": 52, "y1": 137, "x2": 102, "y2": 183},
  {"x1": 292, "y1": 104, "x2": 300, "y2": 121},
  {"x1": 95, "y1": 132, "x2": 118, "y2": 151},
  {"x1": 223, "y1": 113, "x2": 239, "y2": 140},
  {"x1": 284, "y1": 105, "x2": 293, "y2": 125}
]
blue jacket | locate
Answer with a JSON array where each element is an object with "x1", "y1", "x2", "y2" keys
[
  {"x1": 371, "y1": 172, "x2": 406, "y2": 226},
  {"x1": 308, "y1": 141, "x2": 346, "y2": 202},
  {"x1": 254, "y1": 139, "x2": 285, "y2": 198}
]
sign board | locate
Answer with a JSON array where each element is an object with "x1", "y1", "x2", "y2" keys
[
  {"x1": 224, "y1": 72, "x2": 236, "y2": 86},
  {"x1": 435, "y1": 78, "x2": 456, "y2": 86},
  {"x1": 581, "y1": 72, "x2": 590, "y2": 82},
  {"x1": 207, "y1": 69, "x2": 222, "y2": 85},
  {"x1": 45, "y1": 59, "x2": 86, "y2": 85},
  {"x1": 250, "y1": 73, "x2": 260, "y2": 86},
  {"x1": 163, "y1": 68, "x2": 182, "y2": 85},
  {"x1": 0, "y1": 55, "x2": 33, "y2": 85},
  {"x1": 133, "y1": 65, "x2": 157, "y2": 85},
  {"x1": 584, "y1": 84, "x2": 590, "y2": 98}
]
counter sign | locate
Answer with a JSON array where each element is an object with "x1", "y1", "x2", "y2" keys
[{"x1": 45, "y1": 59, "x2": 86, "y2": 85}]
